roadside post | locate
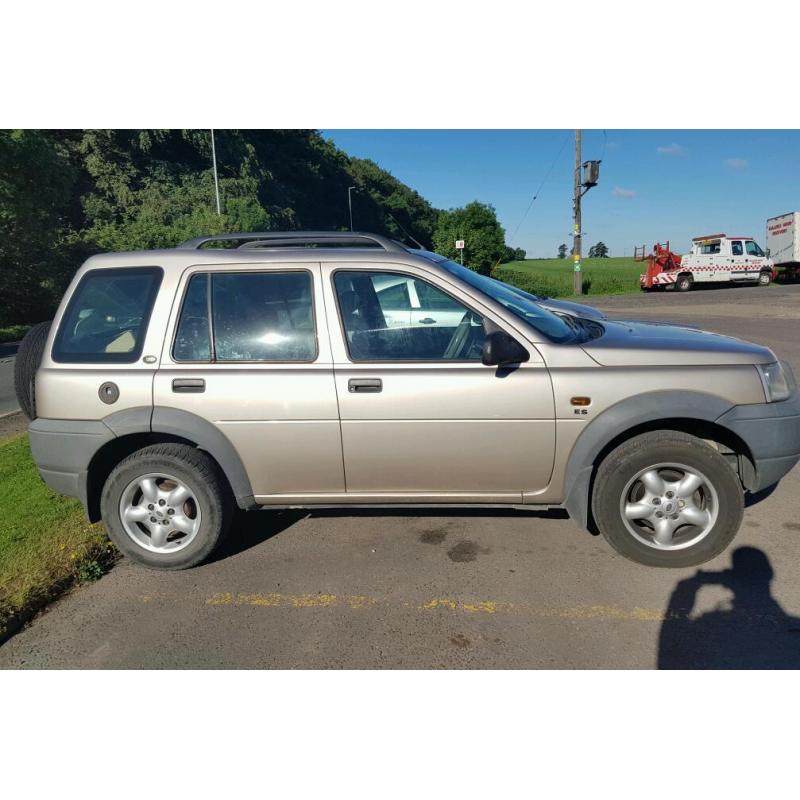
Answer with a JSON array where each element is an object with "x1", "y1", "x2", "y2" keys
[{"x1": 456, "y1": 239, "x2": 465, "y2": 265}]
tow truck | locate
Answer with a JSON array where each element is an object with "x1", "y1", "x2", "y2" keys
[{"x1": 638, "y1": 234, "x2": 775, "y2": 292}]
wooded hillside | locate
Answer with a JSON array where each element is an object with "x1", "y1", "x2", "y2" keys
[{"x1": 0, "y1": 129, "x2": 440, "y2": 324}]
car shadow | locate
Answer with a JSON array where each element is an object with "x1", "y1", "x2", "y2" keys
[
  {"x1": 210, "y1": 506, "x2": 572, "y2": 562},
  {"x1": 208, "y1": 508, "x2": 308, "y2": 562},
  {"x1": 658, "y1": 546, "x2": 800, "y2": 668}
]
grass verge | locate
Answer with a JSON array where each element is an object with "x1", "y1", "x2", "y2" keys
[
  {"x1": 0, "y1": 434, "x2": 116, "y2": 642},
  {"x1": 494, "y1": 257, "x2": 642, "y2": 297},
  {"x1": 0, "y1": 324, "x2": 32, "y2": 344}
]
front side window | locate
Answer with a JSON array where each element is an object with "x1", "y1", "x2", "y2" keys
[
  {"x1": 746, "y1": 241, "x2": 765, "y2": 257},
  {"x1": 413, "y1": 278, "x2": 463, "y2": 311},
  {"x1": 53, "y1": 267, "x2": 162, "y2": 363},
  {"x1": 731, "y1": 241, "x2": 743, "y2": 256},
  {"x1": 334, "y1": 271, "x2": 486, "y2": 361},
  {"x1": 172, "y1": 270, "x2": 316, "y2": 362}
]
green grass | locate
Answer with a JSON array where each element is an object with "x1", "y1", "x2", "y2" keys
[
  {"x1": 0, "y1": 434, "x2": 116, "y2": 639},
  {"x1": 494, "y1": 257, "x2": 642, "y2": 298},
  {"x1": 0, "y1": 324, "x2": 32, "y2": 344}
]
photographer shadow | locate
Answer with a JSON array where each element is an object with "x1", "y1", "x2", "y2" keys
[{"x1": 658, "y1": 547, "x2": 800, "y2": 669}]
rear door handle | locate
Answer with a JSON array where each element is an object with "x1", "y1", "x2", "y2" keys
[
  {"x1": 172, "y1": 378, "x2": 205, "y2": 393},
  {"x1": 419, "y1": 317, "x2": 437, "y2": 324},
  {"x1": 348, "y1": 378, "x2": 382, "y2": 393}
]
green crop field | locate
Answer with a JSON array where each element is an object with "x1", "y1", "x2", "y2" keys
[{"x1": 494, "y1": 257, "x2": 643, "y2": 298}]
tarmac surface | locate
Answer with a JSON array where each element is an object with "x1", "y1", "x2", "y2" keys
[
  {"x1": 0, "y1": 342, "x2": 19, "y2": 417},
  {"x1": 2, "y1": 284, "x2": 799, "y2": 668}
]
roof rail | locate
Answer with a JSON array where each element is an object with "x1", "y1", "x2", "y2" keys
[{"x1": 177, "y1": 231, "x2": 408, "y2": 252}]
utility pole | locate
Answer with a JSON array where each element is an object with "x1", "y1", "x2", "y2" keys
[
  {"x1": 210, "y1": 129, "x2": 221, "y2": 216},
  {"x1": 573, "y1": 129, "x2": 582, "y2": 295},
  {"x1": 348, "y1": 186, "x2": 356, "y2": 231},
  {"x1": 572, "y1": 129, "x2": 601, "y2": 295}
]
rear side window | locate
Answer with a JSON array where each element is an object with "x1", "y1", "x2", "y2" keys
[
  {"x1": 53, "y1": 267, "x2": 162, "y2": 363},
  {"x1": 173, "y1": 274, "x2": 211, "y2": 361},
  {"x1": 172, "y1": 270, "x2": 316, "y2": 362}
]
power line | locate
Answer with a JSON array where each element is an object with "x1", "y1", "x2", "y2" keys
[{"x1": 508, "y1": 131, "x2": 571, "y2": 247}]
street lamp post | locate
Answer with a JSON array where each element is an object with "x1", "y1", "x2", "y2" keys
[
  {"x1": 210, "y1": 129, "x2": 221, "y2": 216},
  {"x1": 348, "y1": 186, "x2": 356, "y2": 231}
]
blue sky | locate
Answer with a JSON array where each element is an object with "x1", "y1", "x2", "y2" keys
[{"x1": 322, "y1": 130, "x2": 800, "y2": 258}]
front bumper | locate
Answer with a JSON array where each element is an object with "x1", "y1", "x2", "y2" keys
[{"x1": 717, "y1": 388, "x2": 800, "y2": 492}]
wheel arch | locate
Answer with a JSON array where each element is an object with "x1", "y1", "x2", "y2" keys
[
  {"x1": 86, "y1": 407, "x2": 256, "y2": 522},
  {"x1": 562, "y1": 391, "x2": 756, "y2": 531}
]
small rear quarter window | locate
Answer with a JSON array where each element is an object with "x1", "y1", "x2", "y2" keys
[{"x1": 53, "y1": 267, "x2": 163, "y2": 363}]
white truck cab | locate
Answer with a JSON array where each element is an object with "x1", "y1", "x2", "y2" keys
[{"x1": 683, "y1": 234, "x2": 773, "y2": 285}]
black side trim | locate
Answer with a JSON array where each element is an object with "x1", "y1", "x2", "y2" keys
[
  {"x1": 562, "y1": 390, "x2": 734, "y2": 529},
  {"x1": 151, "y1": 407, "x2": 256, "y2": 509}
]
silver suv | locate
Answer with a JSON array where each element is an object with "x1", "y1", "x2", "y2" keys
[{"x1": 17, "y1": 231, "x2": 800, "y2": 569}]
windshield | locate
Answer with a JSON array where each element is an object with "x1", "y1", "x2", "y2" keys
[{"x1": 438, "y1": 260, "x2": 576, "y2": 343}]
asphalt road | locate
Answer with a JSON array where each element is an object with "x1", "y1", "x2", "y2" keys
[
  {"x1": 0, "y1": 343, "x2": 18, "y2": 416},
  {"x1": 2, "y1": 284, "x2": 800, "y2": 668}
]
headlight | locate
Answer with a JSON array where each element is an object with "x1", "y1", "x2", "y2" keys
[{"x1": 757, "y1": 361, "x2": 791, "y2": 402}]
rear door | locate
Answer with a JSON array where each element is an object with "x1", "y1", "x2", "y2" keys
[
  {"x1": 325, "y1": 264, "x2": 555, "y2": 502},
  {"x1": 154, "y1": 263, "x2": 344, "y2": 499}
]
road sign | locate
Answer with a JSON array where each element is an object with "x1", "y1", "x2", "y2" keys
[{"x1": 455, "y1": 240, "x2": 465, "y2": 250}]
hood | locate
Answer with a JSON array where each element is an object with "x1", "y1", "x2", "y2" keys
[
  {"x1": 539, "y1": 297, "x2": 606, "y2": 320},
  {"x1": 582, "y1": 319, "x2": 774, "y2": 366}
]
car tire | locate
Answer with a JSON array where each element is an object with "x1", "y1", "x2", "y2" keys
[
  {"x1": 13, "y1": 321, "x2": 52, "y2": 420},
  {"x1": 758, "y1": 270, "x2": 772, "y2": 286},
  {"x1": 676, "y1": 275, "x2": 693, "y2": 292},
  {"x1": 592, "y1": 431, "x2": 744, "y2": 568},
  {"x1": 100, "y1": 443, "x2": 233, "y2": 570}
]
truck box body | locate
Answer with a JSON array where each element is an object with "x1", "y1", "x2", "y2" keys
[{"x1": 766, "y1": 212, "x2": 800, "y2": 266}]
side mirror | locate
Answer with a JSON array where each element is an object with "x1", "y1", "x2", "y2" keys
[{"x1": 481, "y1": 330, "x2": 530, "y2": 367}]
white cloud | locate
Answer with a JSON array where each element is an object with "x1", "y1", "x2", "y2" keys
[
  {"x1": 656, "y1": 143, "x2": 686, "y2": 156},
  {"x1": 724, "y1": 158, "x2": 748, "y2": 170},
  {"x1": 612, "y1": 186, "x2": 637, "y2": 199}
]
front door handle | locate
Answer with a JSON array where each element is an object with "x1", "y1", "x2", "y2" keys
[
  {"x1": 348, "y1": 378, "x2": 382, "y2": 393},
  {"x1": 419, "y1": 317, "x2": 437, "y2": 324},
  {"x1": 172, "y1": 378, "x2": 205, "y2": 393}
]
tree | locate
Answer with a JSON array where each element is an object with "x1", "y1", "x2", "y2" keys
[
  {"x1": 557, "y1": 243, "x2": 568, "y2": 259},
  {"x1": 513, "y1": 247, "x2": 526, "y2": 261},
  {"x1": 432, "y1": 201, "x2": 506, "y2": 275},
  {"x1": 591, "y1": 241, "x2": 609, "y2": 258},
  {"x1": 587, "y1": 244, "x2": 596, "y2": 258},
  {"x1": 0, "y1": 130, "x2": 78, "y2": 323},
  {"x1": 0, "y1": 129, "x2": 446, "y2": 324}
]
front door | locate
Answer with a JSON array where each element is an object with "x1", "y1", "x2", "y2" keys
[{"x1": 326, "y1": 267, "x2": 555, "y2": 502}]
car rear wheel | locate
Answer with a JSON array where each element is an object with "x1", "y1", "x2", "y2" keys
[
  {"x1": 101, "y1": 443, "x2": 232, "y2": 570},
  {"x1": 592, "y1": 431, "x2": 744, "y2": 567},
  {"x1": 675, "y1": 275, "x2": 693, "y2": 292}
]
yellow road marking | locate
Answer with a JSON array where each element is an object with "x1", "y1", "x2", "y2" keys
[{"x1": 204, "y1": 592, "x2": 670, "y2": 621}]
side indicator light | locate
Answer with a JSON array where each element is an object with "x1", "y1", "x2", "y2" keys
[{"x1": 571, "y1": 397, "x2": 591, "y2": 406}]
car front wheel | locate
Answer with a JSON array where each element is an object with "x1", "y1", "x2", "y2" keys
[
  {"x1": 592, "y1": 431, "x2": 744, "y2": 567},
  {"x1": 101, "y1": 443, "x2": 232, "y2": 570}
]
